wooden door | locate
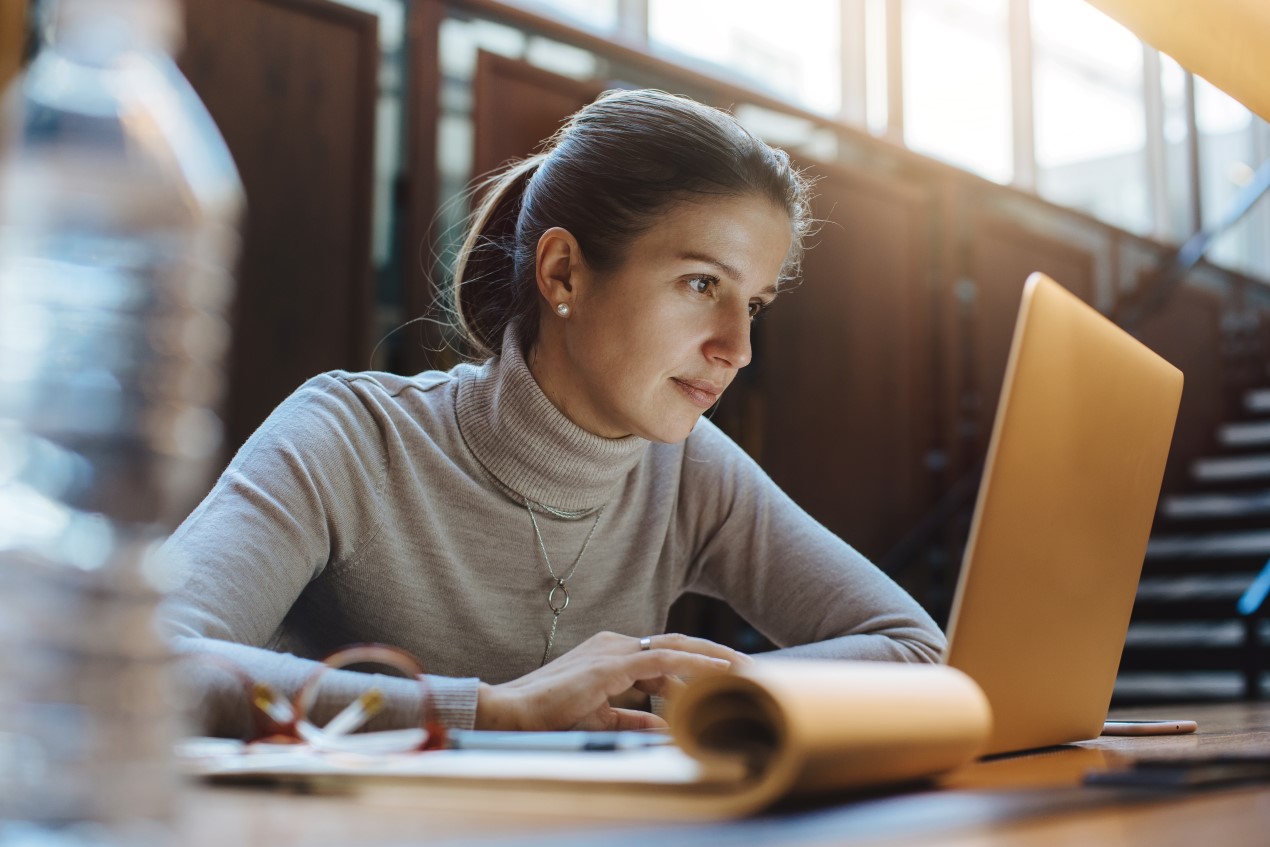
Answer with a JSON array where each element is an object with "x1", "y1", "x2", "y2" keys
[{"x1": 181, "y1": 0, "x2": 378, "y2": 454}]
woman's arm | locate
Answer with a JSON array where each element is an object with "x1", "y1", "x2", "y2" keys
[
  {"x1": 157, "y1": 373, "x2": 480, "y2": 736},
  {"x1": 677, "y1": 419, "x2": 947, "y2": 662}
]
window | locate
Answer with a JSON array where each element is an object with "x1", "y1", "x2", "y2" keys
[
  {"x1": 1032, "y1": 0, "x2": 1150, "y2": 235},
  {"x1": 647, "y1": 0, "x2": 841, "y2": 116},
  {"x1": 505, "y1": 0, "x2": 620, "y2": 33},
  {"x1": 1196, "y1": 78, "x2": 1270, "y2": 280},
  {"x1": 1159, "y1": 55, "x2": 1195, "y2": 241},
  {"x1": 902, "y1": 0, "x2": 1012, "y2": 183}
]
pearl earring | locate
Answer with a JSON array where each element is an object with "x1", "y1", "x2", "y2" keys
[{"x1": 555, "y1": 303, "x2": 570, "y2": 317}]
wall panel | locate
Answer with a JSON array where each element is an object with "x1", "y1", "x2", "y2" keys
[
  {"x1": 956, "y1": 213, "x2": 1096, "y2": 465},
  {"x1": 400, "y1": 0, "x2": 445, "y2": 375},
  {"x1": 181, "y1": 0, "x2": 378, "y2": 452},
  {"x1": 472, "y1": 50, "x2": 602, "y2": 181},
  {"x1": 758, "y1": 163, "x2": 937, "y2": 561}
]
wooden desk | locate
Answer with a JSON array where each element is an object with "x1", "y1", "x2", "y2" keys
[{"x1": 178, "y1": 701, "x2": 1270, "y2": 846}]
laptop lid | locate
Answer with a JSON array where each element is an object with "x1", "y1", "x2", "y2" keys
[{"x1": 943, "y1": 273, "x2": 1183, "y2": 756}]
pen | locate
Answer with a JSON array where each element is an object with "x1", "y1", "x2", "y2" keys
[{"x1": 445, "y1": 730, "x2": 673, "y2": 752}]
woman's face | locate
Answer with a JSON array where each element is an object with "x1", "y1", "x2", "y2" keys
[{"x1": 530, "y1": 194, "x2": 793, "y2": 443}]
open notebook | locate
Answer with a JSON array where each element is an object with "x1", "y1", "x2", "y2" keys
[{"x1": 185, "y1": 661, "x2": 989, "y2": 820}]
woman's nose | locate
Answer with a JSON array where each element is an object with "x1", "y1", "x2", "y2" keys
[{"x1": 706, "y1": 308, "x2": 752, "y2": 369}]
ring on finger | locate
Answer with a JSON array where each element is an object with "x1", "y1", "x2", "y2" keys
[{"x1": 639, "y1": 636, "x2": 653, "y2": 651}]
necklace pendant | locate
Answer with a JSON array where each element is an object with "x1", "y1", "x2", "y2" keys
[
  {"x1": 526, "y1": 499, "x2": 604, "y2": 668},
  {"x1": 547, "y1": 579, "x2": 570, "y2": 613}
]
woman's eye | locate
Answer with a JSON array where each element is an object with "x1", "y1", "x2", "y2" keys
[
  {"x1": 687, "y1": 275, "x2": 717, "y2": 295},
  {"x1": 748, "y1": 301, "x2": 769, "y2": 320}
]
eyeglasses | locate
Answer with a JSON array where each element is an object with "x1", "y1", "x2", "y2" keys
[{"x1": 184, "y1": 642, "x2": 448, "y2": 754}]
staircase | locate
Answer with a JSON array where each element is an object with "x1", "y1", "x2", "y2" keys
[{"x1": 1116, "y1": 388, "x2": 1270, "y2": 703}]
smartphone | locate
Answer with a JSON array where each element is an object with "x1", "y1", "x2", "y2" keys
[{"x1": 1101, "y1": 719, "x2": 1198, "y2": 736}]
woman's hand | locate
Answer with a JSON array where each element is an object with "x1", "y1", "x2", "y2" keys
[{"x1": 474, "y1": 631, "x2": 752, "y2": 731}]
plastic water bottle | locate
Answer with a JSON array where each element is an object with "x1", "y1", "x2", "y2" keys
[{"x1": 0, "y1": 0, "x2": 243, "y2": 842}]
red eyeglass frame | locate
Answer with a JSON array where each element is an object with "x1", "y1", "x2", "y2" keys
[{"x1": 182, "y1": 643, "x2": 448, "y2": 752}]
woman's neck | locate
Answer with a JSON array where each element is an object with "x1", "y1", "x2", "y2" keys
[{"x1": 453, "y1": 322, "x2": 648, "y2": 513}]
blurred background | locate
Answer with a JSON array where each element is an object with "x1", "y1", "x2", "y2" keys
[{"x1": 4, "y1": 0, "x2": 1270, "y2": 706}]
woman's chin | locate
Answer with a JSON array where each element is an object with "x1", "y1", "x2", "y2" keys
[{"x1": 642, "y1": 414, "x2": 705, "y2": 445}]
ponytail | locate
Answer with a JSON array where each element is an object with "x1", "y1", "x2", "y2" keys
[{"x1": 452, "y1": 154, "x2": 545, "y2": 359}]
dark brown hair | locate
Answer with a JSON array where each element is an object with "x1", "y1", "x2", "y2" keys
[{"x1": 452, "y1": 89, "x2": 814, "y2": 358}]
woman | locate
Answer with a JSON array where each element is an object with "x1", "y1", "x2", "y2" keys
[{"x1": 161, "y1": 89, "x2": 945, "y2": 738}]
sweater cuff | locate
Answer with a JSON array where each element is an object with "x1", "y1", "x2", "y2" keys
[{"x1": 422, "y1": 674, "x2": 481, "y2": 730}]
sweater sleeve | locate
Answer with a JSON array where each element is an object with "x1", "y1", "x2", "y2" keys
[
  {"x1": 156, "y1": 373, "x2": 479, "y2": 737},
  {"x1": 677, "y1": 419, "x2": 946, "y2": 663}
]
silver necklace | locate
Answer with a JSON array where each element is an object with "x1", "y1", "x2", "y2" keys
[{"x1": 524, "y1": 499, "x2": 604, "y2": 666}]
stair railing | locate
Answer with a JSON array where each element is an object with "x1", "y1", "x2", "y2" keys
[
  {"x1": 1117, "y1": 158, "x2": 1270, "y2": 330},
  {"x1": 1237, "y1": 558, "x2": 1270, "y2": 699}
]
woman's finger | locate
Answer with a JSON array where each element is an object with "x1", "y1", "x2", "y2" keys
[
  {"x1": 637, "y1": 633, "x2": 752, "y2": 666},
  {"x1": 633, "y1": 673, "x2": 688, "y2": 699},
  {"x1": 604, "y1": 707, "x2": 668, "y2": 731},
  {"x1": 618, "y1": 650, "x2": 731, "y2": 688}
]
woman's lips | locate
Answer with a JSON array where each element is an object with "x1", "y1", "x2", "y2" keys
[{"x1": 672, "y1": 377, "x2": 723, "y2": 409}]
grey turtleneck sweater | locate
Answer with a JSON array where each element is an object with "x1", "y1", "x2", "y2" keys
[{"x1": 159, "y1": 329, "x2": 945, "y2": 736}]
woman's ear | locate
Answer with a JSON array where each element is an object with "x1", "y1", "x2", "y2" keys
[{"x1": 535, "y1": 227, "x2": 584, "y2": 314}]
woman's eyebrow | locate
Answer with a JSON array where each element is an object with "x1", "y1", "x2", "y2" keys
[{"x1": 677, "y1": 251, "x2": 741, "y2": 280}]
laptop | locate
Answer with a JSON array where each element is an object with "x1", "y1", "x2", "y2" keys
[{"x1": 943, "y1": 273, "x2": 1184, "y2": 756}]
